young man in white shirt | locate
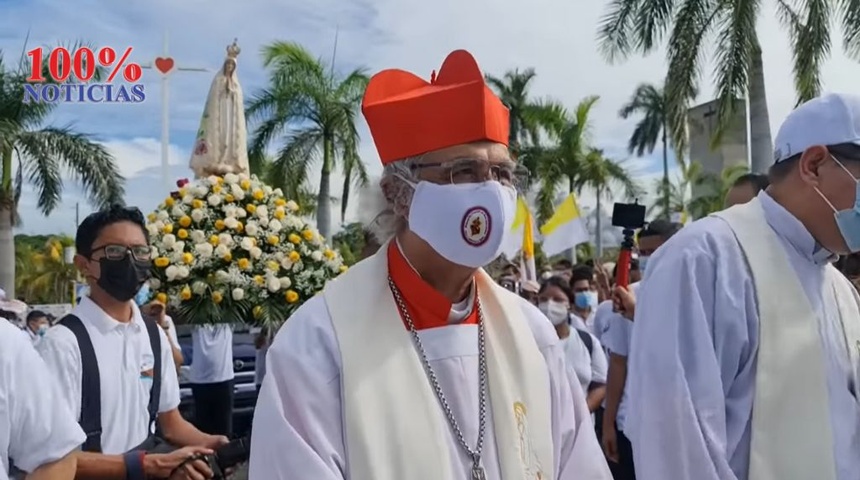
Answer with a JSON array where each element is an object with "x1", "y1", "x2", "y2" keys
[
  {"x1": 24, "y1": 310, "x2": 49, "y2": 345},
  {"x1": 38, "y1": 206, "x2": 225, "y2": 480},
  {"x1": 1, "y1": 320, "x2": 83, "y2": 480},
  {"x1": 189, "y1": 324, "x2": 235, "y2": 436}
]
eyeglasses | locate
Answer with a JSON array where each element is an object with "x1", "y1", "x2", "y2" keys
[
  {"x1": 92, "y1": 244, "x2": 152, "y2": 261},
  {"x1": 411, "y1": 158, "x2": 528, "y2": 188}
]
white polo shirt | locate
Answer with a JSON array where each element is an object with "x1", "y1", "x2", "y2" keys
[
  {"x1": 189, "y1": 325, "x2": 234, "y2": 384},
  {"x1": 36, "y1": 297, "x2": 181, "y2": 454},
  {"x1": 1, "y1": 321, "x2": 85, "y2": 478}
]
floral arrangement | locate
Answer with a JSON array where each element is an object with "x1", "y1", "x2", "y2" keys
[{"x1": 145, "y1": 174, "x2": 347, "y2": 327}]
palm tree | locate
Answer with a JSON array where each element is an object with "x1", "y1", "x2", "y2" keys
[
  {"x1": 688, "y1": 162, "x2": 750, "y2": 218},
  {"x1": 597, "y1": 0, "x2": 860, "y2": 174},
  {"x1": 249, "y1": 154, "x2": 320, "y2": 217},
  {"x1": 16, "y1": 236, "x2": 76, "y2": 303},
  {"x1": 484, "y1": 68, "x2": 565, "y2": 155},
  {"x1": 0, "y1": 48, "x2": 124, "y2": 297},
  {"x1": 246, "y1": 41, "x2": 370, "y2": 239}
]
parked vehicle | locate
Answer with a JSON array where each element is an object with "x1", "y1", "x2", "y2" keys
[{"x1": 176, "y1": 324, "x2": 258, "y2": 437}]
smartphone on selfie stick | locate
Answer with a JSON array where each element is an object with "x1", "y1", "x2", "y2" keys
[{"x1": 611, "y1": 201, "x2": 646, "y2": 289}]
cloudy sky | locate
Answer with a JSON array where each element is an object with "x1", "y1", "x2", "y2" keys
[{"x1": 3, "y1": 0, "x2": 860, "y2": 236}]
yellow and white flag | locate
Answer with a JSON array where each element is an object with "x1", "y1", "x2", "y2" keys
[
  {"x1": 539, "y1": 193, "x2": 590, "y2": 257},
  {"x1": 518, "y1": 197, "x2": 536, "y2": 282},
  {"x1": 501, "y1": 195, "x2": 529, "y2": 259},
  {"x1": 670, "y1": 210, "x2": 690, "y2": 225}
]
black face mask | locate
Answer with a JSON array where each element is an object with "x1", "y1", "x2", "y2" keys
[{"x1": 97, "y1": 256, "x2": 152, "y2": 302}]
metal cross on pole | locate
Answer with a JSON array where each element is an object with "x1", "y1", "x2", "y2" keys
[{"x1": 141, "y1": 31, "x2": 209, "y2": 191}]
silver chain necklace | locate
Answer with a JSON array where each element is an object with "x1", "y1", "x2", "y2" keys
[{"x1": 387, "y1": 277, "x2": 489, "y2": 480}]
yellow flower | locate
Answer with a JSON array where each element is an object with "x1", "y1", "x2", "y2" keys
[
  {"x1": 211, "y1": 184, "x2": 222, "y2": 194},
  {"x1": 147, "y1": 213, "x2": 157, "y2": 222},
  {"x1": 216, "y1": 176, "x2": 224, "y2": 184},
  {"x1": 165, "y1": 197, "x2": 175, "y2": 207},
  {"x1": 253, "y1": 306, "x2": 263, "y2": 318},
  {"x1": 285, "y1": 290, "x2": 299, "y2": 303},
  {"x1": 178, "y1": 187, "x2": 187, "y2": 197},
  {"x1": 266, "y1": 260, "x2": 280, "y2": 271},
  {"x1": 252, "y1": 189, "x2": 265, "y2": 201},
  {"x1": 253, "y1": 275, "x2": 264, "y2": 285},
  {"x1": 288, "y1": 251, "x2": 300, "y2": 262},
  {"x1": 273, "y1": 207, "x2": 285, "y2": 220},
  {"x1": 324, "y1": 249, "x2": 335, "y2": 259},
  {"x1": 240, "y1": 179, "x2": 251, "y2": 190},
  {"x1": 222, "y1": 252, "x2": 233, "y2": 262},
  {"x1": 212, "y1": 291, "x2": 223, "y2": 304},
  {"x1": 177, "y1": 228, "x2": 188, "y2": 239},
  {"x1": 162, "y1": 223, "x2": 173, "y2": 234},
  {"x1": 156, "y1": 292, "x2": 168, "y2": 304},
  {"x1": 192, "y1": 199, "x2": 204, "y2": 209},
  {"x1": 302, "y1": 229, "x2": 314, "y2": 241},
  {"x1": 267, "y1": 235, "x2": 279, "y2": 246},
  {"x1": 209, "y1": 235, "x2": 220, "y2": 246},
  {"x1": 235, "y1": 222, "x2": 244, "y2": 233},
  {"x1": 178, "y1": 215, "x2": 192, "y2": 228},
  {"x1": 237, "y1": 258, "x2": 250, "y2": 270},
  {"x1": 288, "y1": 233, "x2": 301, "y2": 245},
  {"x1": 224, "y1": 194, "x2": 235, "y2": 203},
  {"x1": 180, "y1": 286, "x2": 192, "y2": 300},
  {"x1": 274, "y1": 198, "x2": 286, "y2": 207},
  {"x1": 182, "y1": 252, "x2": 194, "y2": 264},
  {"x1": 214, "y1": 219, "x2": 225, "y2": 230},
  {"x1": 246, "y1": 204, "x2": 256, "y2": 214},
  {"x1": 339, "y1": 265, "x2": 349, "y2": 273},
  {"x1": 154, "y1": 257, "x2": 170, "y2": 268}
]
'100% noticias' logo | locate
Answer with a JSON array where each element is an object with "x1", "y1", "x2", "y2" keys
[{"x1": 24, "y1": 46, "x2": 145, "y2": 104}]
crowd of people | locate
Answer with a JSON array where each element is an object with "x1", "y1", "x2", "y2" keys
[{"x1": 3, "y1": 48, "x2": 860, "y2": 480}]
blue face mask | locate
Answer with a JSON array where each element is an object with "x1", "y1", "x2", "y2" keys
[
  {"x1": 134, "y1": 283, "x2": 151, "y2": 306},
  {"x1": 574, "y1": 291, "x2": 597, "y2": 309},
  {"x1": 817, "y1": 156, "x2": 860, "y2": 252}
]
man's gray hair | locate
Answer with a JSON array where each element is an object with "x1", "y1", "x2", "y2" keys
[{"x1": 359, "y1": 157, "x2": 421, "y2": 244}]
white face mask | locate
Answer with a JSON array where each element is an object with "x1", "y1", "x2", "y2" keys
[
  {"x1": 406, "y1": 180, "x2": 517, "y2": 268},
  {"x1": 538, "y1": 300, "x2": 570, "y2": 325}
]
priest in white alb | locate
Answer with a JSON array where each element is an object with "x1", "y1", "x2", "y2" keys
[
  {"x1": 248, "y1": 49, "x2": 611, "y2": 480},
  {"x1": 625, "y1": 92, "x2": 860, "y2": 480}
]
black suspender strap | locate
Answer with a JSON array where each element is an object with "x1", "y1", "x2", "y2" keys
[
  {"x1": 58, "y1": 314, "x2": 103, "y2": 453},
  {"x1": 576, "y1": 328, "x2": 594, "y2": 356},
  {"x1": 143, "y1": 318, "x2": 162, "y2": 432}
]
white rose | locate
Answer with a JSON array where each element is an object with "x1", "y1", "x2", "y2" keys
[
  {"x1": 250, "y1": 247, "x2": 263, "y2": 259},
  {"x1": 173, "y1": 241, "x2": 185, "y2": 252},
  {"x1": 192, "y1": 281, "x2": 208, "y2": 295},
  {"x1": 230, "y1": 184, "x2": 245, "y2": 200},
  {"x1": 191, "y1": 209, "x2": 205, "y2": 223},
  {"x1": 245, "y1": 223, "x2": 259, "y2": 236},
  {"x1": 176, "y1": 266, "x2": 190, "y2": 279},
  {"x1": 215, "y1": 270, "x2": 231, "y2": 282},
  {"x1": 207, "y1": 175, "x2": 221, "y2": 185},
  {"x1": 171, "y1": 206, "x2": 185, "y2": 217},
  {"x1": 151, "y1": 246, "x2": 160, "y2": 257},
  {"x1": 263, "y1": 185, "x2": 273, "y2": 195},
  {"x1": 218, "y1": 233, "x2": 233, "y2": 245},
  {"x1": 195, "y1": 243, "x2": 213, "y2": 258},
  {"x1": 268, "y1": 220, "x2": 283, "y2": 232},
  {"x1": 236, "y1": 208, "x2": 247, "y2": 218},
  {"x1": 231, "y1": 288, "x2": 245, "y2": 301},
  {"x1": 240, "y1": 237, "x2": 255, "y2": 251},
  {"x1": 266, "y1": 277, "x2": 280, "y2": 292},
  {"x1": 214, "y1": 244, "x2": 230, "y2": 258},
  {"x1": 190, "y1": 230, "x2": 206, "y2": 243},
  {"x1": 162, "y1": 234, "x2": 176, "y2": 249},
  {"x1": 195, "y1": 186, "x2": 208, "y2": 197},
  {"x1": 256, "y1": 205, "x2": 268, "y2": 218},
  {"x1": 182, "y1": 194, "x2": 194, "y2": 205},
  {"x1": 279, "y1": 277, "x2": 292, "y2": 289},
  {"x1": 165, "y1": 265, "x2": 179, "y2": 281},
  {"x1": 146, "y1": 223, "x2": 159, "y2": 236},
  {"x1": 149, "y1": 278, "x2": 161, "y2": 289},
  {"x1": 157, "y1": 211, "x2": 169, "y2": 221},
  {"x1": 286, "y1": 200, "x2": 299, "y2": 212},
  {"x1": 274, "y1": 188, "x2": 284, "y2": 197},
  {"x1": 208, "y1": 194, "x2": 222, "y2": 206},
  {"x1": 224, "y1": 173, "x2": 239, "y2": 184},
  {"x1": 311, "y1": 250, "x2": 323, "y2": 262},
  {"x1": 258, "y1": 217, "x2": 269, "y2": 227},
  {"x1": 224, "y1": 217, "x2": 238, "y2": 229}
]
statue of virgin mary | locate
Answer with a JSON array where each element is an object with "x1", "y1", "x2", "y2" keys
[{"x1": 189, "y1": 39, "x2": 250, "y2": 178}]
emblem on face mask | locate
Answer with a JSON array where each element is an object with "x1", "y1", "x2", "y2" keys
[{"x1": 461, "y1": 206, "x2": 492, "y2": 246}]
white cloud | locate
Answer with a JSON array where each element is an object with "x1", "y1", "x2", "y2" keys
[{"x1": 5, "y1": 0, "x2": 860, "y2": 235}]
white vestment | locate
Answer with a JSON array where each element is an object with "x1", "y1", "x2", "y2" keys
[
  {"x1": 249, "y1": 246, "x2": 611, "y2": 480},
  {"x1": 626, "y1": 192, "x2": 860, "y2": 480}
]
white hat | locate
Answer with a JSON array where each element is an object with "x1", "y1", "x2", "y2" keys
[{"x1": 773, "y1": 93, "x2": 860, "y2": 163}]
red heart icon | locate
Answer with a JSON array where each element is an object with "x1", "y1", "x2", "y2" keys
[{"x1": 154, "y1": 57, "x2": 175, "y2": 75}]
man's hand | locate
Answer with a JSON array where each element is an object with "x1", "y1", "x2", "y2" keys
[
  {"x1": 601, "y1": 423, "x2": 619, "y2": 463},
  {"x1": 144, "y1": 446, "x2": 213, "y2": 479},
  {"x1": 612, "y1": 285, "x2": 636, "y2": 321},
  {"x1": 202, "y1": 434, "x2": 229, "y2": 450},
  {"x1": 594, "y1": 265, "x2": 612, "y2": 303}
]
